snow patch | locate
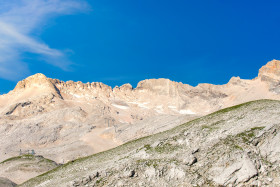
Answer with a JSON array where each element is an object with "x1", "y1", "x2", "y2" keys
[
  {"x1": 128, "y1": 102, "x2": 150, "y2": 109},
  {"x1": 179, "y1": 109, "x2": 196, "y2": 114},
  {"x1": 168, "y1": 106, "x2": 177, "y2": 109},
  {"x1": 73, "y1": 94, "x2": 81, "y2": 98},
  {"x1": 112, "y1": 104, "x2": 129, "y2": 110},
  {"x1": 155, "y1": 105, "x2": 164, "y2": 113},
  {"x1": 156, "y1": 105, "x2": 163, "y2": 109}
]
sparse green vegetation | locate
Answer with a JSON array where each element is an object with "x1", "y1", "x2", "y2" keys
[
  {"x1": 154, "y1": 143, "x2": 179, "y2": 153},
  {"x1": 95, "y1": 177, "x2": 107, "y2": 186},
  {"x1": 201, "y1": 120, "x2": 225, "y2": 132},
  {"x1": 201, "y1": 125, "x2": 219, "y2": 131},
  {"x1": 144, "y1": 144, "x2": 152, "y2": 150},
  {"x1": 20, "y1": 99, "x2": 280, "y2": 187},
  {"x1": 211, "y1": 119, "x2": 225, "y2": 126},
  {"x1": 213, "y1": 125, "x2": 266, "y2": 152},
  {"x1": 261, "y1": 157, "x2": 273, "y2": 166},
  {"x1": 143, "y1": 142, "x2": 179, "y2": 154},
  {"x1": 233, "y1": 144, "x2": 243, "y2": 151},
  {"x1": 0, "y1": 154, "x2": 57, "y2": 167},
  {"x1": 236, "y1": 115, "x2": 245, "y2": 120},
  {"x1": 222, "y1": 136, "x2": 244, "y2": 151},
  {"x1": 250, "y1": 126, "x2": 265, "y2": 131},
  {"x1": 236, "y1": 126, "x2": 265, "y2": 143},
  {"x1": 0, "y1": 154, "x2": 35, "y2": 164},
  {"x1": 136, "y1": 159, "x2": 159, "y2": 168},
  {"x1": 211, "y1": 99, "x2": 276, "y2": 116}
]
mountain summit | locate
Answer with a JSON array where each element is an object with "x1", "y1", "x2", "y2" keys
[
  {"x1": 13, "y1": 73, "x2": 62, "y2": 99},
  {"x1": 14, "y1": 73, "x2": 50, "y2": 90},
  {"x1": 258, "y1": 59, "x2": 280, "y2": 79}
]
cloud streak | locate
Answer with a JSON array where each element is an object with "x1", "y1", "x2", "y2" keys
[{"x1": 0, "y1": 0, "x2": 89, "y2": 81}]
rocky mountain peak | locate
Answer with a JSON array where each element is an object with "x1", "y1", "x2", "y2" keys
[
  {"x1": 113, "y1": 84, "x2": 133, "y2": 92},
  {"x1": 120, "y1": 83, "x2": 133, "y2": 90},
  {"x1": 136, "y1": 78, "x2": 173, "y2": 88},
  {"x1": 14, "y1": 73, "x2": 51, "y2": 90},
  {"x1": 135, "y1": 78, "x2": 181, "y2": 96},
  {"x1": 258, "y1": 59, "x2": 280, "y2": 81},
  {"x1": 13, "y1": 73, "x2": 62, "y2": 98}
]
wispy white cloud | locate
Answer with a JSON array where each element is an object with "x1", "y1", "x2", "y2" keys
[{"x1": 0, "y1": 0, "x2": 89, "y2": 81}]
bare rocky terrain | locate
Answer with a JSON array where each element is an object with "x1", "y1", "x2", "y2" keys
[
  {"x1": 1, "y1": 59, "x2": 280, "y2": 185},
  {"x1": 19, "y1": 100, "x2": 280, "y2": 186}
]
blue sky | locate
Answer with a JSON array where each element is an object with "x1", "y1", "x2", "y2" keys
[{"x1": 0, "y1": 0, "x2": 280, "y2": 93}]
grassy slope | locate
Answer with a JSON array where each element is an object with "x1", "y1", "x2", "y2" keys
[
  {"x1": 0, "y1": 154, "x2": 56, "y2": 165},
  {"x1": 20, "y1": 99, "x2": 279, "y2": 186}
]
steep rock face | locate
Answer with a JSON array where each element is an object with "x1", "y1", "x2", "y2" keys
[
  {"x1": 112, "y1": 84, "x2": 133, "y2": 100},
  {"x1": 116, "y1": 83, "x2": 133, "y2": 91},
  {"x1": 51, "y1": 79, "x2": 113, "y2": 100},
  {"x1": 135, "y1": 78, "x2": 183, "y2": 97},
  {"x1": 258, "y1": 59, "x2": 280, "y2": 80},
  {"x1": 258, "y1": 59, "x2": 280, "y2": 93}
]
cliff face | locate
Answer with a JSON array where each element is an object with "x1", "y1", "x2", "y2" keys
[
  {"x1": 258, "y1": 59, "x2": 280, "y2": 80},
  {"x1": 258, "y1": 59, "x2": 280, "y2": 93},
  {"x1": 0, "y1": 60, "x2": 280, "y2": 166}
]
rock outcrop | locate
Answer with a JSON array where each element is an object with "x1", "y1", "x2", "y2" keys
[
  {"x1": 258, "y1": 59, "x2": 280, "y2": 93},
  {"x1": 258, "y1": 59, "x2": 280, "y2": 81},
  {"x1": 14, "y1": 73, "x2": 62, "y2": 98}
]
